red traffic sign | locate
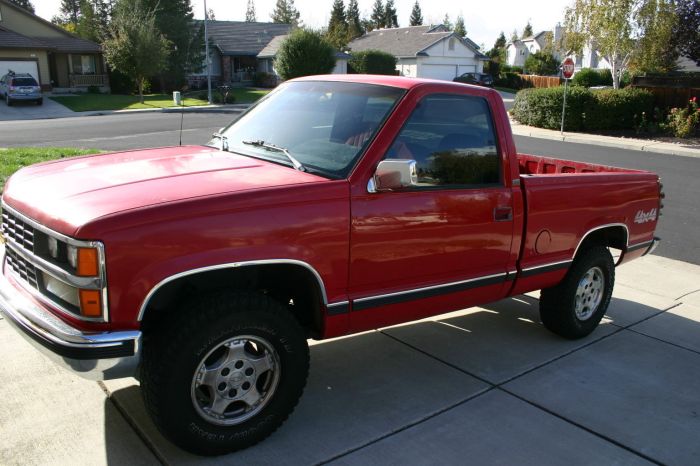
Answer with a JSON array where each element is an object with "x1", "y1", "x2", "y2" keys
[{"x1": 562, "y1": 57, "x2": 575, "y2": 79}]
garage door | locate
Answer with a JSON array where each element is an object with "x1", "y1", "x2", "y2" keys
[
  {"x1": 0, "y1": 60, "x2": 39, "y2": 82},
  {"x1": 419, "y1": 64, "x2": 458, "y2": 81}
]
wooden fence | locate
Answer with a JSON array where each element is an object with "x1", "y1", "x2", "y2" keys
[
  {"x1": 631, "y1": 75, "x2": 700, "y2": 109},
  {"x1": 518, "y1": 74, "x2": 561, "y2": 88}
]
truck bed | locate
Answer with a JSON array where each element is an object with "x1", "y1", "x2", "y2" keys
[{"x1": 517, "y1": 153, "x2": 642, "y2": 175}]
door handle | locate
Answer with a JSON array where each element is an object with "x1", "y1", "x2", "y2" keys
[{"x1": 494, "y1": 207, "x2": 513, "y2": 222}]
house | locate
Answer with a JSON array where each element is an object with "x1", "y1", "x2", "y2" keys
[
  {"x1": 257, "y1": 34, "x2": 350, "y2": 78},
  {"x1": 505, "y1": 31, "x2": 549, "y2": 67},
  {"x1": 0, "y1": 0, "x2": 108, "y2": 92},
  {"x1": 189, "y1": 20, "x2": 292, "y2": 88},
  {"x1": 347, "y1": 25, "x2": 488, "y2": 81}
]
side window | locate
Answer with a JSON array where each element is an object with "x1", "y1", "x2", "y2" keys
[{"x1": 385, "y1": 94, "x2": 500, "y2": 188}]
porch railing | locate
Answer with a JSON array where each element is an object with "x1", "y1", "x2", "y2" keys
[
  {"x1": 69, "y1": 74, "x2": 108, "y2": 87},
  {"x1": 230, "y1": 71, "x2": 255, "y2": 83}
]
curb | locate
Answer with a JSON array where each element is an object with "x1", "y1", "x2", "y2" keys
[
  {"x1": 510, "y1": 123, "x2": 700, "y2": 158},
  {"x1": 81, "y1": 105, "x2": 248, "y2": 117}
]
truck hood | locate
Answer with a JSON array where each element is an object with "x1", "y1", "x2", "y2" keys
[{"x1": 2, "y1": 145, "x2": 325, "y2": 236}]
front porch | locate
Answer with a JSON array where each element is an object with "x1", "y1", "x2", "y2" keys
[{"x1": 49, "y1": 52, "x2": 110, "y2": 92}]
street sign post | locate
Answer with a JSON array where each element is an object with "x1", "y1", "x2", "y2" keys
[{"x1": 560, "y1": 57, "x2": 575, "y2": 134}]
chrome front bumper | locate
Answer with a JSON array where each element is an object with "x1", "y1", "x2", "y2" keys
[{"x1": 0, "y1": 244, "x2": 141, "y2": 380}]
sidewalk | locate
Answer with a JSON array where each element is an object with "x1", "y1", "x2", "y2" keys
[{"x1": 1, "y1": 254, "x2": 699, "y2": 465}]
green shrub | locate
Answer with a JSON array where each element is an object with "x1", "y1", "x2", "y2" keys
[
  {"x1": 663, "y1": 97, "x2": 700, "y2": 138},
  {"x1": 348, "y1": 50, "x2": 398, "y2": 75},
  {"x1": 274, "y1": 29, "x2": 336, "y2": 80},
  {"x1": 524, "y1": 51, "x2": 560, "y2": 76},
  {"x1": 597, "y1": 69, "x2": 613, "y2": 86},
  {"x1": 510, "y1": 65, "x2": 524, "y2": 74},
  {"x1": 511, "y1": 86, "x2": 655, "y2": 132},
  {"x1": 495, "y1": 72, "x2": 528, "y2": 90},
  {"x1": 585, "y1": 88, "x2": 654, "y2": 130},
  {"x1": 572, "y1": 68, "x2": 600, "y2": 87},
  {"x1": 253, "y1": 72, "x2": 276, "y2": 88}
]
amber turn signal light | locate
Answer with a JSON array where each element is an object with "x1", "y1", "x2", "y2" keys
[
  {"x1": 79, "y1": 289, "x2": 102, "y2": 317},
  {"x1": 77, "y1": 248, "x2": 99, "y2": 277}
]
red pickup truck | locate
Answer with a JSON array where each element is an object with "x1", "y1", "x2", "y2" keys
[{"x1": 0, "y1": 75, "x2": 661, "y2": 455}]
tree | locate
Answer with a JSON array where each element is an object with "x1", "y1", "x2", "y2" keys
[
  {"x1": 326, "y1": 0, "x2": 348, "y2": 49},
  {"x1": 8, "y1": 0, "x2": 35, "y2": 12},
  {"x1": 245, "y1": 0, "x2": 256, "y2": 22},
  {"x1": 346, "y1": 0, "x2": 363, "y2": 40},
  {"x1": 370, "y1": 0, "x2": 385, "y2": 29},
  {"x1": 348, "y1": 49, "x2": 397, "y2": 74},
  {"x1": 494, "y1": 31, "x2": 507, "y2": 49},
  {"x1": 671, "y1": 0, "x2": 699, "y2": 65},
  {"x1": 454, "y1": 14, "x2": 466, "y2": 38},
  {"x1": 442, "y1": 13, "x2": 453, "y2": 31},
  {"x1": 409, "y1": 1, "x2": 423, "y2": 26},
  {"x1": 633, "y1": 0, "x2": 677, "y2": 73},
  {"x1": 104, "y1": 0, "x2": 171, "y2": 102},
  {"x1": 271, "y1": 0, "x2": 301, "y2": 27},
  {"x1": 274, "y1": 28, "x2": 336, "y2": 80},
  {"x1": 205, "y1": 8, "x2": 215, "y2": 20},
  {"x1": 524, "y1": 50, "x2": 560, "y2": 75},
  {"x1": 384, "y1": 0, "x2": 398, "y2": 28},
  {"x1": 75, "y1": 0, "x2": 102, "y2": 42},
  {"x1": 510, "y1": 29, "x2": 519, "y2": 42},
  {"x1": 522, "y1": 20, "x2": 533, "y2": 38},
  {"x1": 564, "y1": 0, "x2": 680, "y2": 89},
  {"x1": 140, "y1": 0, "x2": 204, "y2": 90}
]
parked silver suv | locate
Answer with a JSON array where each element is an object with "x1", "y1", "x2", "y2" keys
[{"x1": 0, "y1": 72, "x2": 43, "y2": 106}]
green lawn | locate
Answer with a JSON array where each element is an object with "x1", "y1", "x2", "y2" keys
[
  {"x1": 0, "y1": 147, "x2": 98, "y2": 192},
  {"x1": 50, "y1": 88, "x2": 270, "y2": 112}
]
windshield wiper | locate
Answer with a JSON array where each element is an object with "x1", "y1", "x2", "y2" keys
[
  {"x1": 241, "y1": 140, "x2": 306, "y2": 172},
  {"x1": 212, "y1": 132, "x2": 229, "y2": 151}
]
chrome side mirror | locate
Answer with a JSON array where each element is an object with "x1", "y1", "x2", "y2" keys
[{"x1": 368, "y1": 160, "x2": 418, "y2": 193}]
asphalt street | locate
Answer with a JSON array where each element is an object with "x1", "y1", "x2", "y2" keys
[{"x1": 0, "y1": 112, "x2": 697, "y2": 265}]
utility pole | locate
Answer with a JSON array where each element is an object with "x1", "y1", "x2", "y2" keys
[{"x1": 203, "y1": 0, "x2": 212, "y2": 104}]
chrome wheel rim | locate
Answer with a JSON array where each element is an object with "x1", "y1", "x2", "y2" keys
[
  {"x1": 575, "y1": 266, "x2": 604, "y2": 321},
  {"x1": 191, "y1": 335, "x2": 281, "y2": 426}
]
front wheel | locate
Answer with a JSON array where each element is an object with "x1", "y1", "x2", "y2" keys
[
  {"x1": 539, "y1": 246, "x2": 614, "y2": 339},
  {"x1": 140, "y1": 291, "x2": 310, "y2": 455}
]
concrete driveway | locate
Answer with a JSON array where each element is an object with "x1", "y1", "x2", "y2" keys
[
  {"x1": 1, "y1": 254, "x2": 699, "y2": 465},
  {"x1": 0, "y1": 95, "x2": 75, "y2": 121}
]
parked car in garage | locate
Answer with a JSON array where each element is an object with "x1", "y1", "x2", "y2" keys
[
  {"x1": 0, "y1": 72, "x2": 43, "y2": 106},
  {"x1": 453, "y1": 72, "x2": 494, "y2": 87}
]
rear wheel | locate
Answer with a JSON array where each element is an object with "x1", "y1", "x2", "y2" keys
[
  {"x1": 6, "y1": 94, "x2": 12, "y2": 106},
  {"x1": 140, "y1": 291, "x2": 310, "y2": 455},
  {"x1": 539, "y1": 246, "x2": 614, "y2": 339},
  {"x1": 37, "y1": 98, "x2": 43, "y2": 105}
]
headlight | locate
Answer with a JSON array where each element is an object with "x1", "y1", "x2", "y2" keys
[
  {"x1": 48, "y1": 236, "x2": 59, "y2": 259},
  {"x1": 67, "y1": 245, "x2": 78, "y2": 268}
]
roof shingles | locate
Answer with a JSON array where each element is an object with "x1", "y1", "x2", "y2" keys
[{"x1": 204, "y1": 21, "x2": 292, "y2": 56}]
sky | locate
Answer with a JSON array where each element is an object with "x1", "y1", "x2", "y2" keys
[{"x1": 31, "y1": 0, "x2": 573, "y2": 49}]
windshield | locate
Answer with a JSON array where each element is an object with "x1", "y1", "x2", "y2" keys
[
  {"x1": 209, "y1": 81, "x2": 405, "y2": 178},
  {"x1": 12, "y1": 77, "x2": 38, "y2": 86}
]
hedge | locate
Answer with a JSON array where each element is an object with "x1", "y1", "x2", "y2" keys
[
  {"x1": 571, "y1": 68, "x2": 613, "y2": 88},
  {"x1": 348, "y1": 50, "x2": 397, "y2": 75},
  {"x1": 511, "y1": 86, "x2": 654, "y2": 131}
]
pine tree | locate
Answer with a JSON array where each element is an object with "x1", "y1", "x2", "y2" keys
[
  {"x1": 9, "y1": 0, "x2": 35, "y2": 12},
  {"x1": 60, "y1": 0, "x2": 81, "y2": 23},
  {"x1": 494, "y1": 31, "x2": 506, "y2": 49},
  {"x1": 510, "y1": 29, "x2": 519, "y2": 42},
  {"x1": 370, "y1": 0, "x2": 385, "y2": 29},
  {"x1": 326, "y1": 0, "x2": 348, "y2": 49},
  {"x1": 454, "y1": 14, "x2": 466, "y2": 37},
  {"x1": 409, "y1": 1, "x2": 423, "y2": 26},
  {"x1": 271, "y1": 0, "x2": 300, "y2": 26},
  {"x1": 442, "y1": 13, "x2": 453, "y2": 31},
  {"x1": 245, "y1": 0, "x2": 256, "y2": 22},
  {"x1": 346, "y1": 0, "x2": 363, "y2": 39},
  {"x1": 522, "y1": 21, "x2": 533, "y2": 38},
  {"x1": 384, "y1": 0, "x2": 398, "y2": 28}
]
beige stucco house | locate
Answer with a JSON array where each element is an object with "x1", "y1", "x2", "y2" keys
[{"x1": 0, "y1": 0, "x2": 108, "y2": 91}]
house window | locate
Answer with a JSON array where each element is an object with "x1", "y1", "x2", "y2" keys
[
  {"x1": 448, "y1": 38, "x2": 455, "y2": 51},
  {"x1": 71, "y1": 55, "x2": 96, "y2": 74}
]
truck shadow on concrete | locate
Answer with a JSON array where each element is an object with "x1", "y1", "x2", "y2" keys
[{"x1": 103, "y1": 295, "x2": 700, "y2": 465}]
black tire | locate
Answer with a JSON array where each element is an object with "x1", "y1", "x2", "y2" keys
[
  {"x1": 140, "y1": 291, "x2": 310, "y2": 456},
  {"x1": 539, "y1": 246, "x2": 614, "y2": 339},
  {"x1": 6, "y1": 95, "x2": 12, "y2": 106},
  {"x1": 37, "y1": 98, "x2": 43, "y2": 105}
]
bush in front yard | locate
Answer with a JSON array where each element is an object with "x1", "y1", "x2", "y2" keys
[
  {"x1": 494, "y1": 72, "x2": 529, "y2": 91},
  {"x1": 511, "y1": 86, "x2": 655, "y2": 132},
  {"x1": 274, "y1": 29, "x2": 336, "y2": 80},
  {"x1": 348, "y1": 50, "x2": 397, "y2": 75},
  {"x1": 571, "y1": 68, "x2": 613, "y2": 88},
  {"x1": 512, "y1": 86, "x2": 594, "y2": 131}
]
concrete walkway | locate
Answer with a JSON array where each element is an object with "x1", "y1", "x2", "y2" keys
[{"x1": 1, "y1": 254, "x2": 699, "y2": 465}]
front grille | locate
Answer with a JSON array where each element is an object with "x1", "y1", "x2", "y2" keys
[
  {"x1": 4, "y1": 245, "x2": 40, "y2": 289},
  {"x1": 1, "y1": 210, "x2": 35, "y2": 252}
]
